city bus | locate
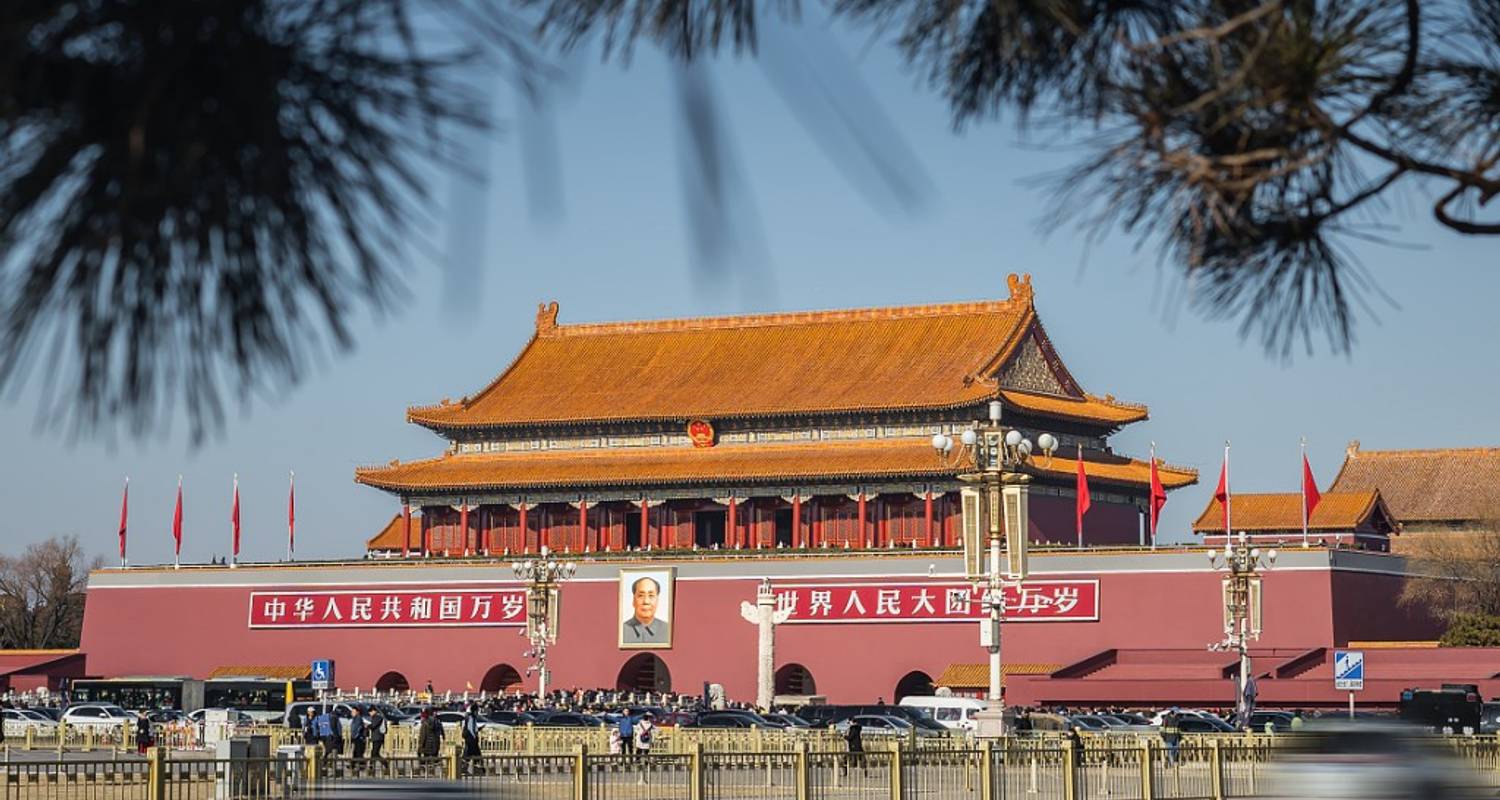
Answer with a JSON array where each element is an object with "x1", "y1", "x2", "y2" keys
[
  {"x1": 68, "y1": 678, "x2": 204, "y2": 712},
  {"x1": 204, "y1": 678, "x2": 316, "y2": 723}
]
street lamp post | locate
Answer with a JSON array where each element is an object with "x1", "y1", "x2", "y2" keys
[
  {"x1": 512, "y1": 546, "x2": 576, "y2": 700},
  {"x1": 932, "y1": 401, "x2": 1057, "y2": 737},
  {"x1": 1208, "y1": 531, "x2": 1275, "y2": 729}
]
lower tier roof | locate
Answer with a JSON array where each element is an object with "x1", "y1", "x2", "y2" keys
[{"x1": 355, "y1": 437, "x2": 1197, "y2": 494}]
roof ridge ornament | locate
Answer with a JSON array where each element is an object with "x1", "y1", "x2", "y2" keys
[
  {"x1": 536, "y1": 301, "x2": 560, "y2": 334},
  {"x1": 1006, "y1": 273, "x2": 1034, "y2": 304}
]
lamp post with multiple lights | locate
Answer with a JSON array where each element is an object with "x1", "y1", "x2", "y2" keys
[
  {"x1": 512, "y1": 546, "x2": 576, "y2": 699},
  {"x1": 932, "y1": 400, "x2": 1057, "y2": 736},
  {"x1": 1208, "y1": 531, "x2": 1275, "y2": 729}
]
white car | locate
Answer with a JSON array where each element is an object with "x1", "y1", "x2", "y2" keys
[
  {"x1": 187, "y1": 708, "x2": 257, "y2": 725},
  {"x1": 3, "y1": 708, "x2": 58, "y2": 735},
  {"x1": 834, "y1": 714, "x2": 941, "y2": 738},
  {"x1": 61, "y1": 704, "x2": 134, "y2": 730},
  {"x1": 432, "y1": 710, "x2": 508, "y2": 731}
]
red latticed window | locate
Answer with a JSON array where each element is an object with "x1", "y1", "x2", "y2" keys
[
  {"x1": 820, "y1": 504, "x2": 860, "y2": 547},
  {"x1": 886, "y1": 501, "x2": 924, "y2": 545},
  {"x1": 485, "y1": 506, "x2": 523, "y2": 553}
]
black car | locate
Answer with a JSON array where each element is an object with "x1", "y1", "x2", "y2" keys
[
  {"x1": 690, "y1": 713, "x2": 757, "y2": 729},
  {"x1": 532, "y1": 711, "x2": 604, "y2": 728}
]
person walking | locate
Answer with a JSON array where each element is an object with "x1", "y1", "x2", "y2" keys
[
  {"x1": 315, "y1": 707, "x2": 336, "y2": 754},
  {"x1": 349, "y1": 707, "x2": 368, "y2": 769},
  {"x1": 461, "y1": 703, "x2": 484, "y2": 775},
  {"x1": 302, "y1": 708, "x2": 319, "y2": 745},
  {"x1": 1160, "y1": 708, "x2": 1182, "y2": 766},
  {"x1": 632, "y1": 712, "x2": 655, "y2": 756},
  {"x1": 844, "y1": 718, "x2": 865, "y2": 776},
  {"x1": 417, "y1": 709, "x2": 443, "y2": 773},
  {"x1": 367, "y1": 709, "x2": 387, "y2": 773},
  {"x1": 618, "y1": 712, "x2": 636, "y2": 755},
  {"x1": 135, "y1": 712, "x2": 152, "y2": 755},
  {"x1": 329, "y1": 709, "x2": 345, "y2": 758}
]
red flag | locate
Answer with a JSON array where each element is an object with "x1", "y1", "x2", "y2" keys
[
  {"x1": 1213, "y1": 448, "x2": 1230, "y2": 533},
  {"x1": 231, "y1": 476, "x2": 241, "y2": 558},
  {"x1": 1075, "y1": 445, "x2": 1091, "y2": 546},
  {"x1": 1302, "y1": 453, "x2": 1321, "y2": 520},
  {"x1": 172, "y1": 477, "x2": 184, "y2": 556},
  {"x1": 288, "y1": 472, "x2": 296, "y2": 556},
  {"x1": 118, "y1": 479, "x2": 129, "y2": 561},
  {"x1": 1149, "y1": 452, "x2": 1167, "y2": 540}
]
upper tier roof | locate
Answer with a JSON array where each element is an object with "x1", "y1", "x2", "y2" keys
[
  {"x1": 406, "y1": 274, "x2": 1148, "y2": 431},
  {"x1": 1330, "y1": 442, "x2": 1500, "y2": 523}
]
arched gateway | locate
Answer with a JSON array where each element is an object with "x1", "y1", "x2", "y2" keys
[
  {"x1": 775, "y1": 663, "x2": 816, "y2": 696},
  {"x1": 375, "y1": 671, "x2": 409, "y2": 692},
  {"x1": 481, "y1": 663, "x2": 523, "y2": 694},
  {"x1": 894, "y1": 670, "x2": 934, "y2": 702},
  {"x1": 616, "y1": 653, "x2": 671, "y2": 693}
]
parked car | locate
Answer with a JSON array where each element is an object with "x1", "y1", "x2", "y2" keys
[
  {"x1": 3, "y1": 708, "x2": 58, "y2": 735},
  {"x1": 432, "y1": 710, "x2": 508, "y2": 731},
  {"x1": 1102, "y1": 713, "x2": 1157, "y2": 730},
  {"x1": 61, "y1": 704, "x2": 134, "y2": 730},
  {"x1": 530, "y1": 712, "x2": 604, "y2": 728},
  {"x1": 899, "y1": 696, "x2": 987, "y2": 731},
  {"x1": 1178, "y1": 716, "x2": 1237, "y2": 734},
  {"x1": 834, "y1": 714, "x2": 941, "y2": 738},
  {"x1": 1242, "y1": 711, "x2": 1295, "y2": 733},
  {"x1": 187, "y1": 708, "x2": 256, "y2": 726},
  {"x1": 690, "y1": 713, "x2": 758, "y2": 729},
  {"x1": 28, "y1": 708, "x2": 63, "y2": 722},
  {"x1": 765, "y1": 713, "x2": 813, "y2": 729},
  {"x1": 145, "y1": 709, "x2": 188, "y2": 725}
]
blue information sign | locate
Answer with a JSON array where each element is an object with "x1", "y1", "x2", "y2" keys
[
  {"x1": 311, "y1": 659, "x2": 335, "y2": 690},
  {"x1": 1333, "y1": 649, "x2": 1363, "y2": 691}
]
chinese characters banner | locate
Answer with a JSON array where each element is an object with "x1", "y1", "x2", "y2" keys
[
  {"x1": 248, "y1": 588, "x2": 527, "y2": 628},
  {"x1": 774, "y1": 581, "x2": 1099, "y2": 623}
]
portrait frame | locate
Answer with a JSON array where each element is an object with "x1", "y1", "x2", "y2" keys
[{"x1": 618, "y1": 567, "x2": 675, "y2": 650}]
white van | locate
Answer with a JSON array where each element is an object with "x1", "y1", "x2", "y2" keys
[{"x1": 899, "y1": 697, "x2": 987, "y2": 731}]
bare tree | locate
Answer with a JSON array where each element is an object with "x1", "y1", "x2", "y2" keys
[
  {"x1": 1398, "y1": 527, "x2": 1500, "y2": 621},
  {"x1": 0, "y1": 535, "x2": 104, "y2": 649}
]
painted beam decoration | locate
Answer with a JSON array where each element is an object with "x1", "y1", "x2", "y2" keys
[
  {"x1": 248, "y1": 588, "x2": 527, "y2": 628},
  {"x1": 773, "y1": 581, "x2": 1099, "y2": 623}
]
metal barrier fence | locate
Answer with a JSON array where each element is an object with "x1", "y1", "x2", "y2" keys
[{"x1": 6, "y1": 735, "x2": 1500, "y2": 800}]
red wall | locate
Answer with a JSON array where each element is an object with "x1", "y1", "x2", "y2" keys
[{"x1": 78, "y1": 555, "x2": 1429, "y2": 705}]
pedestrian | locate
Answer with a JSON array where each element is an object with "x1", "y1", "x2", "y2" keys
[
  {"x1": 315, "y1": 707, "x2": 336, "y2": 755},
  {"x1": 1160, "y1": 708, "x2": 1181, "y2": 766},
  {"x1": 618, "y1": 712, "x2": 636, "y2": 755},
  {"x1": 349, "y1": 707, "x2": 367, "y2": 766},
  {"x1": 633, "y1": 712, "x2": 655, "y2": 756},
  {"x1": 303, "y1": 708, "x2": 319, "y2": 745},
  {"x1": 844, "y1": 718, "x2": 866, "y2": 776},
  {"x1": 330, "y1": 709, "x2": 345, "y2": 757},
  {"x1": 135, "y1": 712, "x2": 153, "y2": 755},
  {"x1": 367, "y1": 709, "x2": 387, "y2": 771},
  {"x1": 1290, "y1": 710, "x2": 1304, "y2": 731},
  {"x1": 462, "y1": 703, "x2": 484, "y2": 775},
  {"x1": 417, "y1": 709, "x2": 443, "y2": 770}
]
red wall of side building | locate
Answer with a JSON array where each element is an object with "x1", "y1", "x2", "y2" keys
[{"x1": 78, "y1": 553, "x2": 1429, "y2": 705}]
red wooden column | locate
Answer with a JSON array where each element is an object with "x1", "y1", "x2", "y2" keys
[
  {"x1": 792, "y1": 494, "x2": 803, "y2": 548},
  {"x1": 517, "y1": 502, "x2": 530, "y2": 553},
  {"x1": 578, "y1": 500, "x2": 589, "y2": 553},
  {"x1": 924, "y1": 490, "x2": 935, "y2": 547},
  {"x1": 459, "y1": 504, "x2": 471, "y2": 557},
  {"x1": 727, "y1": 498, "x2": 739, "y2": 549},
  {"x1": 877, "y1": 499, "x2": 889, "y2": 548},
  {"x1": 640, "y1": 499, "x2": 650, "y2": 550},
  {"x1": 402, "y1": 502, "x2": 412, "y2": 558},
  {"x1": 856, "y1": 493, "x2": 867, "y2": 549},
  {"x1": 810, "y1": 497, "x2": 821, "y2": 547},
  {"x1": 751, "y1": 502, "x2": 762, "y2": 549}
]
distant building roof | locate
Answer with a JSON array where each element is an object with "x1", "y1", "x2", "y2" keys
[
  {"x1": 207, "y1": 665, "x2": 310, "y2": 681},
  {"x1": 934, "y1": 663, "x2": 1061, "y2": 689},
  {"x1": 1191, "y1": 490, "x2": 1397, "y2": 534},
  {"x1": 1330, "y1": 442, "x2": 1500, "y2": 524},
  {"x1": 366, "y1": 513, "x2": 422, "y2": 552},
  {"x1": 0, "y1": 650, "x2": 82, "y2": 677},
  {"x1": 404, "y1": 274, "x2": 1149, "y2": 431}
]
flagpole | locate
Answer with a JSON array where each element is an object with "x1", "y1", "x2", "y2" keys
[
  {"x1": 121, "y1": 477, "x2": 129, "y2": 568},
  {"x1": 1149, "y1": 443, "x2": 1156, "y2": 551},
  {"x1": 174, "y1": 474, "x2": 182, "y2": 570},
  {"x1": 231, "y1": 473, "x2": 238, "y2": 569},
  {"x1": 1224, "y1": 442, "x2": 1232, "y2": 538},
  {"x1": 288, "y1": 471, "x2": 295, "y2": 562},
  {"x1": 1301, "y1": 438, "x2": 1310, "y2": 549}
]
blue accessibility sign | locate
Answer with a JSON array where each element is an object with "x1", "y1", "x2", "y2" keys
[
  {"x1": 1333, "y1": 650, "x2": 1363, "y2": 691},
  {"x1": 311, "y1": 659, "x2": 335, "y2": 690}
]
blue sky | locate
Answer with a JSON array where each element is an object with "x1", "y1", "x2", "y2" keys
[{"x1": 3, "y1": 19, "x2": 1497, "y2": 563}]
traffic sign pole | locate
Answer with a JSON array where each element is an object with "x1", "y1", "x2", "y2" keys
[{"x1": 1349, "y1": 691, "x2": 1354, "y2": 719}]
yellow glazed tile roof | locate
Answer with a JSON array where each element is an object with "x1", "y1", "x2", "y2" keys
[
  {"x1": 207, "y1": 665, "x2": 311, "y2": 680},
  {"x1": 366, "y1": 513, "x2": 422, "y2": 551},
  {"x1": 355, "y1": 438, "x2": 1197, "y2": 493},
  {"x1": 406, "y1": 274, "x2": 1147, "y2": 430},
  {"x1": 1190, "y1": 491, "x2": 1394, "y2": 533},
  {"x1": 935, "y1": 663, "x2": 1061, "y2": 688},
  {"x1": 1330, "y1": 443, "x2": 1500, "y2": 523}
]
